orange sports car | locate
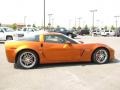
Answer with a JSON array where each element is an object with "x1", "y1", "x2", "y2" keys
[{"x1": 5, "y1": 32, "x2": 115, "y2": 69}]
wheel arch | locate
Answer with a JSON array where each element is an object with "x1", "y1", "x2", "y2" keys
[
  {"x1": 91, "y1": 47, "x2": 110, "y2": 62},
  {"x1": 15, "y1": 49, "x2": 40, "y2": 64},
  {"x1": 6, "y1": 35, "x2": 13, "y2": 39}
]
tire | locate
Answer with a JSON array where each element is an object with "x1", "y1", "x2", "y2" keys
[
  {"x1": 107, "y1": 33, "x2": 109, "y2": 36},
  {"x1": 92, "y1": 48, "x2": 109, "y2": 64},
  {"x1": 6, "y1": 36, "x2": 13, "y2": 40},
  {"x1": 94, "y1": 33, "x2": 97, "y2": 36},
  {"x1": 16, "y1": 50, "x2": 39, "y2": 69}
]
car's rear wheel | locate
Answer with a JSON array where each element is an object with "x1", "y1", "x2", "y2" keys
[
  {"x1": 6, "y1": 36, "x2": 13, "y2": 40},
  {"x1": 92, "y1": 48, "x2": 109, "y2": 64},
  {"x1": 16, "y1": 50, "x2": 38, "y2": 69}
]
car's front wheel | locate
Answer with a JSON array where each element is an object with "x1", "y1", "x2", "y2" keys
[
  {"x1": 16, "y1": 50, "x2": 38, "y2": 69},
  {"x1": 92, "y1": 48, "x2": 109, "y2": 64}
]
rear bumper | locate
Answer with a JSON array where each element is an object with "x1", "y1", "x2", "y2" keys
[{"x1": 5, "y1": 48, "x2": 16, "y2": 63}]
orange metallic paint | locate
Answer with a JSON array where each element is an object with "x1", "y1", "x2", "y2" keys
[{"x1": 5, "y1": 33, "x2": 115, "y2": 64}]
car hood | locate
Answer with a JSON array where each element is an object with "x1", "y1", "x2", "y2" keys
[{"x1": 81, "y1": 43, "x2": 113, "y2": 50}]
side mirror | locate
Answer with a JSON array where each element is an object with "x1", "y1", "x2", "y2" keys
[{"x1": 79, "y1": 41, "x2": 84, "y2": 44}]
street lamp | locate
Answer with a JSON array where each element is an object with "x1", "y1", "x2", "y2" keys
[
  {"x1": 68, "y1": 19, "x2": 71, "y2": 29},
  {"x1": 48, "y1": 14, "x2": 53, "y2": 31},
  {"x1": 114, "y1": 16, "x2": 120, "y2": 30},
  {"x1": 90, "y1": 9, "x2": 97, "y2": 31},
  {"x1": 51, "y1": 18, "x2": 54, "y2": 28},
  {"x1": 75, "y1": 17, "x2": 76, "y2": 30},
  {"x1": 43, "y1": 0, "x2": 45, "y2": 31},
  {"x1": 77, "y1": 17, "x2": 81, "y2": 28},
  {"x1": 24, "y1": 16, "x2": 27, "y2": 27}
]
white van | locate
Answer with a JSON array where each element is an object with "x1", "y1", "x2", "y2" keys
[{"x1": 101, "y1": 29, "x2": 115, "y2": 36}]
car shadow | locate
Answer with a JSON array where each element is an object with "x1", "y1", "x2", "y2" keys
[
  {"x1": 37, "y1": 62, "x2": 92, "y2": 69},
  {"x1": 109, "y1": 59, "x2": 120, "y2": 63},
  {"x1": 14, "y1": 62, "x2": 93, "y2": 70},
  {"x1": 37, "y1": 59, "x2": 120, "y2": 69},
  {"x1": 14, "y1": 59, "x2": 120, "y2": 70}
]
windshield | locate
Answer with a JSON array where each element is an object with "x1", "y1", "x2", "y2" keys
[
  {"x1": 44, "y1": 34, "x2": 80, "y2": 44},
  {"x1": 61, "y1": 34, "x2": 80, "y2": 44},
  {"x1": 3, "y1": 28, "x2": 14, "y2": 32}
]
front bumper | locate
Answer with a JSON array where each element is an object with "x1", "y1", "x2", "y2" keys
[{"x1": 109, "y1": 48, "x2": 115, "y2": 61}]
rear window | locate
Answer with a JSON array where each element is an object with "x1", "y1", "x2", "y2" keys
[{"x1": 18, "y1": 35, "x2": 40, "y2": 41}]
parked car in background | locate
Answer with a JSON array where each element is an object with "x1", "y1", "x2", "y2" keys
[
  {"x1": 19, "y1": 27, "x2": 40, "y2": 32},
  {"x1": 101, "y1": 30, "x2": 109, "y2": 36},
  {"x1": 109, "y1": 30, "x2": 115, "y2": 36},
  {"x1": 54, "y1": 27, "x2": 76, "y2": 38},
  {"x1": 115, "y1": 28, "x2": 120, "y2": 37},
  {"x1": 16, "y1": 27, "x2": 41, "y2": 38},
  {"x1": 79, "y1": 29, "x2": 90, "y2": 35},
  {"x1": 101, "y1": 29, "x2": 115, "y2": 36},
  {"x1": 91, "y1": 29, "x2": 101, "y2": 36},
  {"x1": 0, "y1": 27, "x2": 23, "y2": 40}
]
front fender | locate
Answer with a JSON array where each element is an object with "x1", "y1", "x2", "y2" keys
[{"x1": 80, "y1": 43, "x2": 112, "y2": 61}]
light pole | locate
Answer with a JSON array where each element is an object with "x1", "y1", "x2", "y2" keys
[
  {"x1": 43, "y1": 0, "x2": 45, "y2": 31},
  {"x1": 114, "y1": 16, "x2": 120, "y2": 30},
  {"x1": 51, "y1": 18, "x2": 54, "y2": 29},
  {"x1": 24, "y1": 16, "x2": 26, "y2": 27},
  {"x1": 77, "y1": 17, "x2": 81, "y2": 28},
  {"x1": 90, "y1": 9, "x2": 97, "y2": 31},
  {"x1": 48, "y1": 14, "x2": 53, "y2": 31},
  {"x1": 68, "y1": 19, "x2": 71, "y2": 29},
  {"x1": 75, "y1": 17, "x2": 76, "y2": 30}
]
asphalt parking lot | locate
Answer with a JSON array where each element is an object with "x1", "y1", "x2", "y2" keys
[{"x1": 0, "y1": 37, "x2": 120, "y2": 90}]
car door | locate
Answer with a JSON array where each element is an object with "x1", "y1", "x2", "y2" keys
[{"x1": 42, "y1": 34, "x2": 83, "y2": 63}]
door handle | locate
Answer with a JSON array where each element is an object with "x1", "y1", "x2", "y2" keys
[{"x1": 41, "y1": 43, "x2": 43, "y2": 47}]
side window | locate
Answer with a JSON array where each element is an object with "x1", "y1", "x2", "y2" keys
[
  {"x1": 44, "y1": 35, "x2": 77, "y2": 44},
  {"x1": 44, "y1": 35, "x2": 64, "y2": 43},
  {"x1": 18, "y1": 35, "x2": 39, "y2": 41},
  {"x1": 119, "y1": 30, "x2": 120, "y2": 33},
  {"x1": 28, "y1": 28, "x2": 34, "y2": 32},
  {"x1": 35, "y1": 35, "x2": 40, "y2": 41},
  {"x1": 0, "y1": 29, "x2": 2, "y2": 32},
  {"x1": 0, "y1": 29, "x2": 4, "y2": 33},
  {"x1": 23, "y1": 28, "x2": 27, "y2": 31}
]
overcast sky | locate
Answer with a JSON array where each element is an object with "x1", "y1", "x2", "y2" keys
[{"x1": 0, "y1": 0, "x2": 120, "y2": 28}]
